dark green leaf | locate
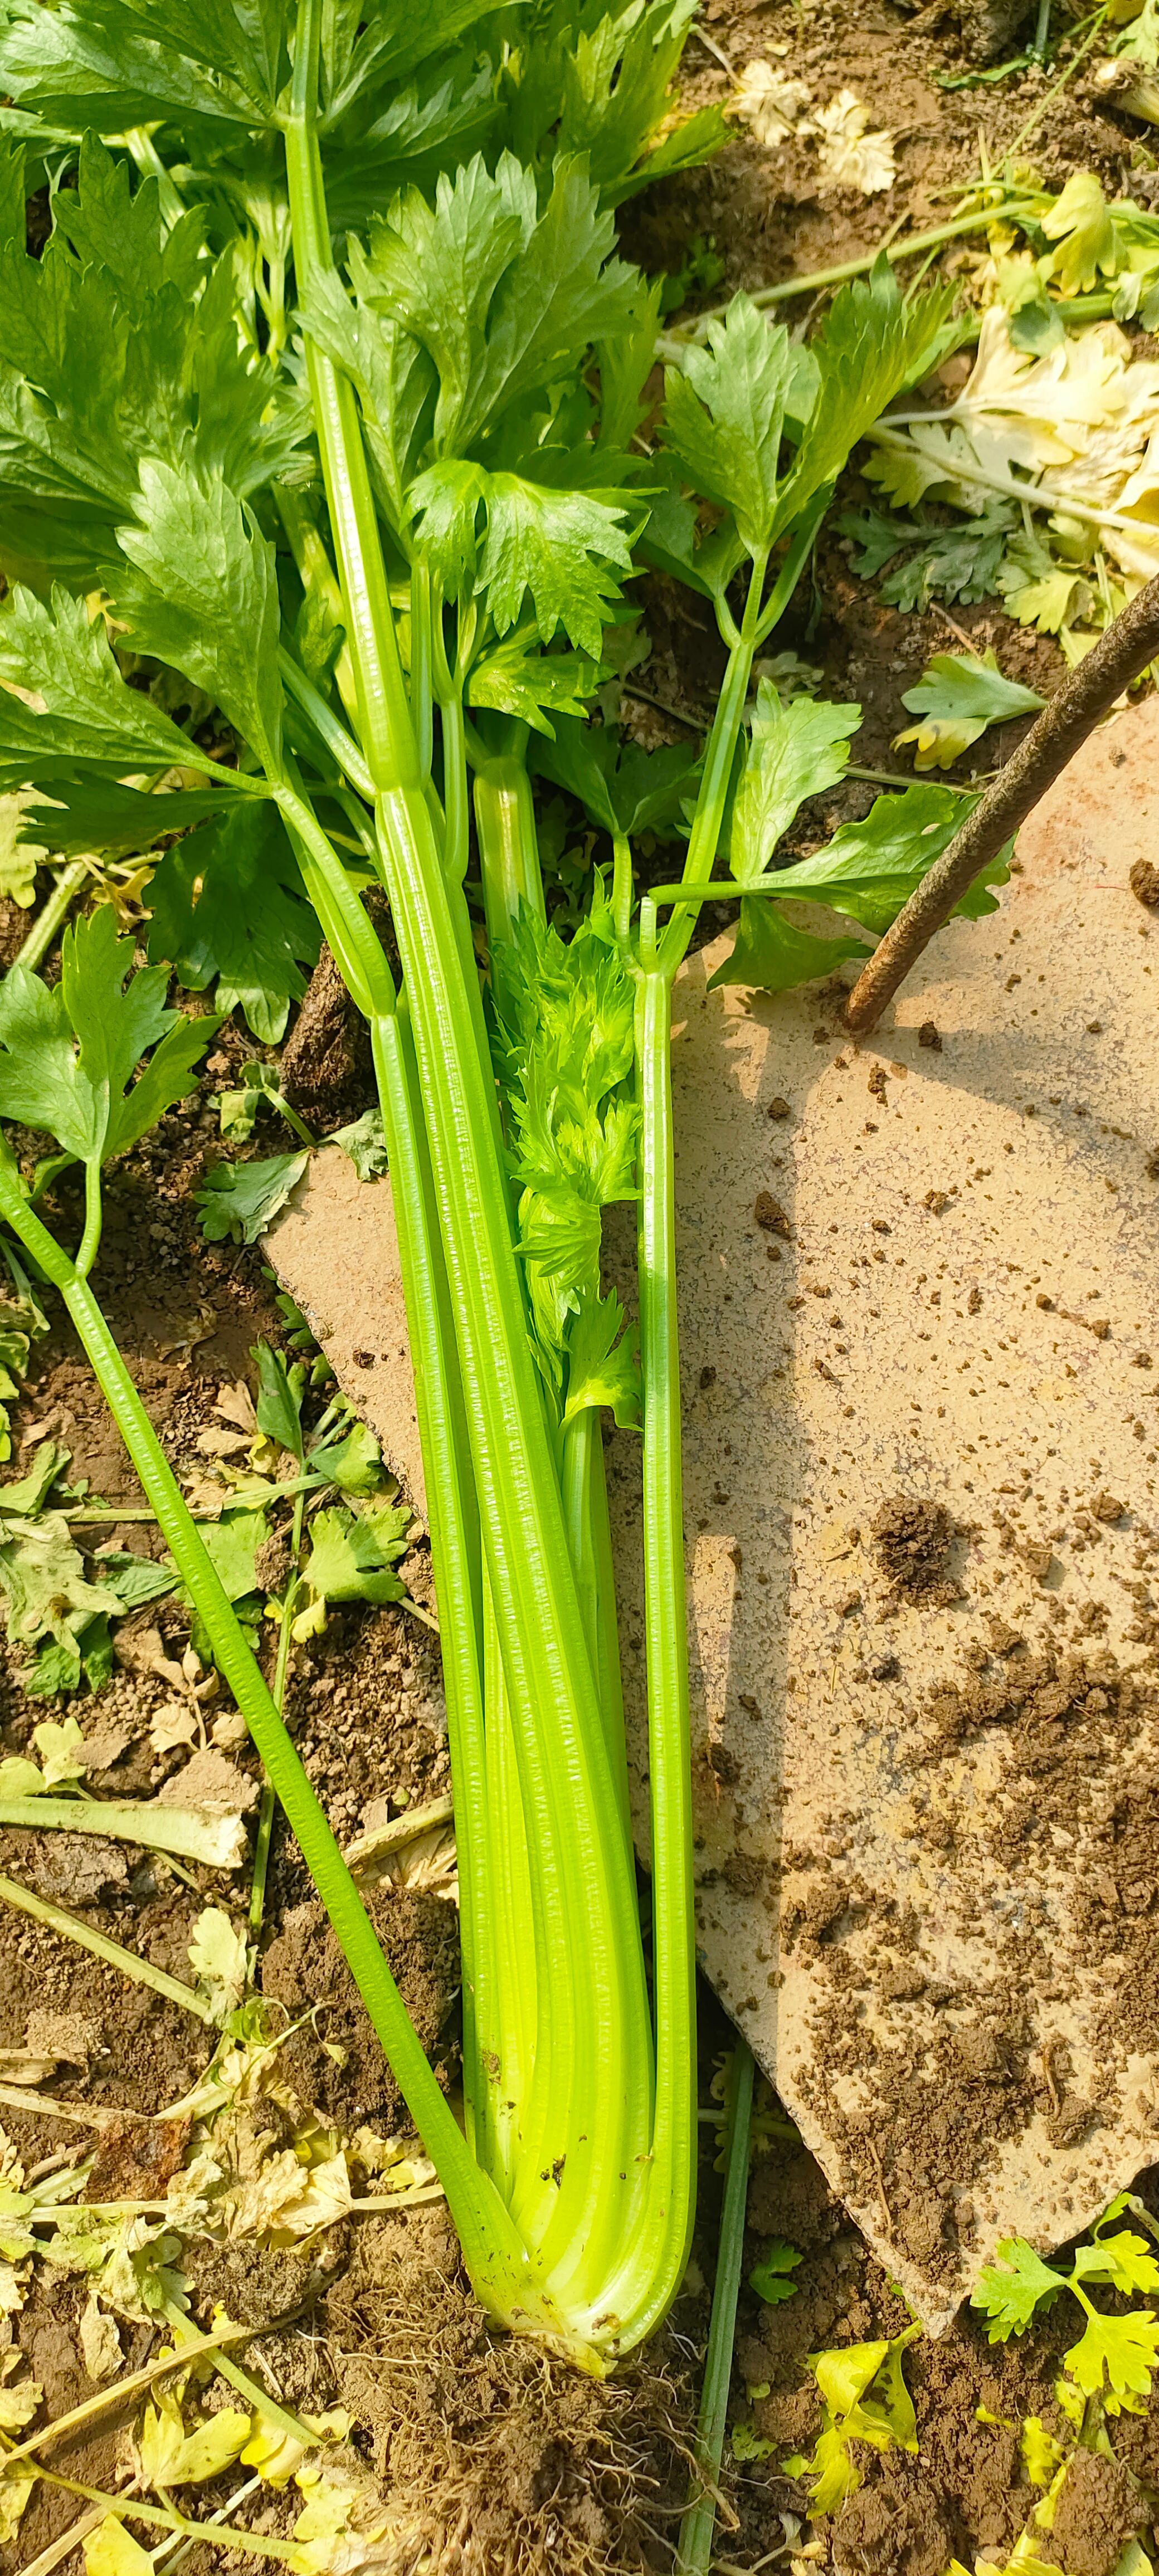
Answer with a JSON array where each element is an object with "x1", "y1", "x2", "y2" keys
[
  {"x1": 532, "y1": 715, "x2": 699, "y2": 838},
  {"x1": 252, "y1": 1338, "x2": 306, "y2": 1464},
  {"x1": 662, "y1": 295, "x2": 796, "y2": 557},
  {"x1": 767, "y1": 783, "x2": 1009, "y2": 931},
  {"x1": 0, "y1": 584, "x2": 250, "y2": 791},
  {"x1": 728, "y1": 685, "x2": 860, "y2": 884},
  {"x1": 707, "y1": 900, "x2": 868, "y2": 993},
  {"x1": 109, "y1": 461, "x2": 284, "y2": 769},
  {"x1": 358, "y1": 150, "x2": 637, "y2": 455},
  {"x1": 147, "y1": 803, "x2": 320, "y2": 1046},
  {"x1": 772, "y1": 264, "x2": 960, "y2": 543}
]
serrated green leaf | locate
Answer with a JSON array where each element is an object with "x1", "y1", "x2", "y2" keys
[
  {"x1": 765, "y1": 783, "x2": 1008, "y2": 932},
  {"x1": 1072, "y1": 2229, "x2": 1159, "y2": 2298},
  {"x1": 972, "y1": 2238, "x2": 1065, "y2": 2340},
  {"x1": 563, "y1": 1287, "x2": 639, "y2": 1429},
  {"x1": 194, "y1": 1153, "x2": 310, "y2": 1246},
  {"x1": 147, "y1": 803, "x2": 320, "y2": 1046},
  {"x1": 197, "y1": 1508, "x2": 269, "y2": 1603},
  {"x1": 358, "y1": 150, "x2": 637, "y2": 456},
  {"x1": 0, "y1": 0, "x2": 285, "y2": 136},
  {"x1": 0, "y1": 586, "x2": 247, "y2": 792},
  {"x1": 662, "y1": 295, "x2": 796, "y2": 558},
  {"x1": 728, "y1": 684, "x2": 860, "y2": 884},
  {"x1": 21, "y1": 776, "x2": 255, "y2": 861},
  {"x1": 293, "y1": 1503, "x2": 409, "y2": 1638},
  {"x1": 328, "y1": 1109, "x2": 390, "y2": 1182},
  {"x1": 109, "y1": 461, "x2": 284, "y2": 770},
  {"x1": 772, "y1": 263, "x2": 960, "y2": 544},
  {"x1": 410, "y1": 460, "x2": 634, "y2": 656},
  {"x1": 1064, "y1": 2307, "x2": 1159, "y2": 2402},
  {"x1": 707, "y1": 901, "x2": 868, "y2": 994},
  {"x1": 1041, "y1": 172, "x2": 1121, "y2": 299},
  {"x1": 308, "y1": 1418, "x2": 384, "y2": 1495},
  {"x1": 0, "y1": 908, "x2": 215, "y2": 1167},
  {"x1": 532, "y1": 716, "x2": 699, "y2": 838},
  {"x1": 467, "y1": 636, "x2": 599, "y2": 737},
  {"x1": 750, "y1": 2240, "x2": 805, "y2": 2304}
]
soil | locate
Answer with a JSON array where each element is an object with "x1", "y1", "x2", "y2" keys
[{"x1": 4, "y1": 12, "x2": 1159, "y2": 2574}]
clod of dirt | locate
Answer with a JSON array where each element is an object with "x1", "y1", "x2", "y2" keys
[
  {"x1": 1049, "y1": 2445, "x2": 1149, "y2": 2576},
  {"x1": 281, "y1": 941, "x2": 374, "y2": 1126},
  {"x1": 918, "y1": 1021, "x2": 942, "y2": 1051},
  {"x1": 1129, "y1": 857, "x2": 1159, "y2": 911},
  {"x1": 832, "y1": 2456, "x2": 954, "y2": 2576},
  {"x1": 754, "y1": 1191, "x2": 791, "y2": 1237},
  {"x1": 767, "y1": 1096, "x2": 791, "y2": 1120},
  {"x1": 261, "y1": 1887, "x2": 460, "y2": 2128},
  {"x1": 871, "y1": 1498, "x2": 961, "y2": 1604}
]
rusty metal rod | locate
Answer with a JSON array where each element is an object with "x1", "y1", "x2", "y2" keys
[{"x1": 843, "y1": 571, "x2": 1159, "y2": 1036}]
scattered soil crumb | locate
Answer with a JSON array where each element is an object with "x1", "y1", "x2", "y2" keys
[
  {"x1": 1049, "y1": 2445, "x2": 1149, "y2": 2576},
  {"x1": 871, "y1": 1497, "x2": 962, "y2": 1604}
]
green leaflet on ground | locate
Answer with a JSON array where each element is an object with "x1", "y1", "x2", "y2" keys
[
  {"x1": 531, "y1": 715, "x2": 699, "y2": 838},
  {"x1": 0, "y1": 907, "x2": 216, "y2": 1168},
  {"x1": 894, "y1": 650, "x2": 1044, "y2": 770},
  {"x1": 354, "y1": 151, "x2": 637, "y2": 458},
  {"x1": 308, "y1": 1418, "x2": 385, "y2": 1494},
  {"x1": 791, "y1": 2335, "x2": 918, "y2": 2520},
  {"x1": 328, "y1": 1109, "x2": 391, "y2": 1181},
  {"x1": 749, "y1": 2240, "x2": 805, "y2": 2305},
  {"x1": 292, "y1": 1501, "x2": 412, "y2": 1639},
  {"x1": 973, "y1": 2218, "x2": 1159, "y2": 2406},
  {"x1": 253, "y1": 1338, "x2": 307, "y2": 1465},
  {"x1": 194, "y1": 1153, "x2": 310, "y2": 1246},
  {"x1": 727, "y1": 684, "x2": 861, "y2": 884},
  {"x1": 0, "y1": 584, "x2": 261, "y2": 794},
  {"x1": 147, "y1": 803, "x2": 320, "y2": 1046},
  {"x1": 196, "y1": 1510, "x2": 269, "y2": 1604},
  {"x1": 837, "y1": 501, "x2": 1017, "y2": 611},
  {"x1": 408, "y1": 460, "x2": 634, "y2": 657},
  {"x1": 0, "y1": 1506, "x2": 171, "y2": 1695}
]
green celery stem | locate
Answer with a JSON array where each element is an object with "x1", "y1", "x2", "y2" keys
[
  {"x1": 0, "y1": 1159, "x2": 529, "y2": 2315},
  {"x1": 473, "y1": 756, "x2": 545, "y2": 952},
  {"x1": 675, "y1": 2042, "x2": 756, "y2": 2576}
]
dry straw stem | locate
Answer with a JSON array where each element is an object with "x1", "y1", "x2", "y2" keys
[{"x1": 844, "y1": 569, "x2": 1159, "y2": 1033}]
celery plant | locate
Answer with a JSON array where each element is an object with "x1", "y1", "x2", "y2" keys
[{"x1": 0, "y1": 0, "x2": 993, "y2": 2372}]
